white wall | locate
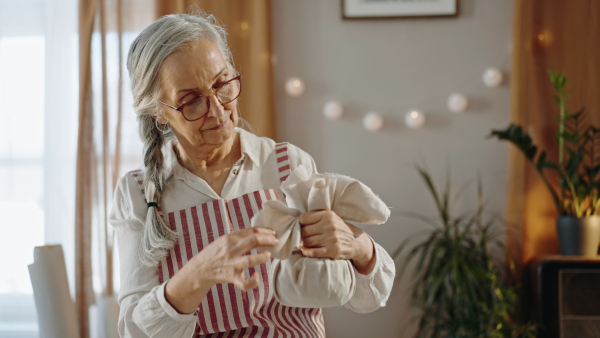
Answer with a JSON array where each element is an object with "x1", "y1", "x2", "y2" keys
[{"x1": 271, "y1": 0, "x2": 514, "y2": 336}]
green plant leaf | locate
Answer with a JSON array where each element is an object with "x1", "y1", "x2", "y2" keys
[
  {"x1": 489, "y1": 124, "x2": 562, "y2": 213},
  {"x1": 416, "y1": 165, "x2": 450, "y2": 226}
]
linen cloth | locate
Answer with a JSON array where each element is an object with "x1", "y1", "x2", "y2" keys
[
  {"x1": 251, "y1": 166, "x2": 391, "y2": 308},
  {"x1": 109, "y1": 128, "x2": 396, "y2": 338}
]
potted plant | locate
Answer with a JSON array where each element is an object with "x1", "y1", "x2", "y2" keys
[
  {"x1": 393, "y1": 165, "x2": 537, "y2": 338},
  {"x1": 489, "y1": 71, "x2": 600, "y2": 256}
]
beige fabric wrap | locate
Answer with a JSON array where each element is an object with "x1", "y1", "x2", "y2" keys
[{"x1": 251, "y1": 167, "x2": 390, "y2": 308}]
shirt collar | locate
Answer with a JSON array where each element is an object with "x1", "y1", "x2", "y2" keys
[
  {"x1": 162, "y1": 128, "x2": 262, "y2": 181},
  {"x1": 237, "y1": 127, "x2": 262, "y2": 168}
]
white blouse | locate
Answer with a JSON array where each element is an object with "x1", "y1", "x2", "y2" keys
[{"x1": 109, "y1": 129, "x2": 396, "y2": 338}]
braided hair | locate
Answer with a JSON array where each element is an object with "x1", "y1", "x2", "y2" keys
[{"x1": 127, "y1": 12, "x2": 234, "y2": 266}]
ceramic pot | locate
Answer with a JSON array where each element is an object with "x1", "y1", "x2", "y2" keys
[{"x1": 556, "y1": 216, "x2": 600, "y2": 256}]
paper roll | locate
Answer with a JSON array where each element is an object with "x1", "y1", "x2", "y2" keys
[{"x1": 28, "y1": 245, "x2": 79, "y2": 338}]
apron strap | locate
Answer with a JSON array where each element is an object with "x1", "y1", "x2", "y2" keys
[
  {"x1": 274, "y1": 142, "x2": 291, "y2": 183},
  {"x1": 127, "y1": 169, "x2": 163, "y2": 214},
  {"x1": 128, "y1": 169, "x2": 146, "y2": 200}
]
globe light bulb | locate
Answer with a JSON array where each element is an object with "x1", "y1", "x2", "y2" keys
[
  {"x1": 447, "y1": 93, "x2": 469, "y2": 113},
  {"x1": 404, "y1": 109, "x2": 426, "y2": 129},
  {"x1": 323, "y1": 100, "x2": 344, "y2": 120},
  {"x1": 482, "y1": 68, "x2": 503, "y2": 88},
  {"x1": 285, "y1": 77, "x2": 305, "y2": 97},
  {"x1": 363, "y1": 112, "x2": 384, "y2": 132}
]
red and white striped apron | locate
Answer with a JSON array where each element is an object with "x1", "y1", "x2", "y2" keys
[{"x1": 130, "y1": 142, "x2": 325, "y2": 337}]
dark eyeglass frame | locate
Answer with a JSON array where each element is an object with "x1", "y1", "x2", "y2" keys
[{"x1": 159, "y1": 75, "x2": 242, "y2": 122}]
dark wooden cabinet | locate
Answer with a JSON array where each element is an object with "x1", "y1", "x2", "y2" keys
[{"x1": 531, "y1": 256, "x2": 600, "y2": 338}]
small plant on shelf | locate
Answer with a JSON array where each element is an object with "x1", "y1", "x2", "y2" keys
[{"x1": 489, "y1": 71, "x2": 600, "y2": 217}]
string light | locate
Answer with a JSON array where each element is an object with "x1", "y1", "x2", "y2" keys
[
  {"x1": 404, "y1": 109, "x2": 426, "y2": 129},
  {"x1": 323, "y1": 100, "x2": 344, "y2": 120},
  {"x1": 363, "y1": 112, "x2": 384, "y2": 132},
  {"x1": 447, "y1": 93, "x2": 469, "y2": 113},
  {"x1": 482, "y1": 68, "x2": 503, "y2": 88},
  {"x1": 285, "y1": 77, "x2": 305, "y2": 97},
  {"x1": 311, "y1": 42, "x2": 516, "y2": 131}
]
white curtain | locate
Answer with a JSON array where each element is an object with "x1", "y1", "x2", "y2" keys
[{"x1": 0, "y1": 0, "x2": 78, "y2": 336}]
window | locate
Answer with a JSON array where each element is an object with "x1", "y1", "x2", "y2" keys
[{"x1": 0, "y1": 0, "x2": 78, "y2": 336}]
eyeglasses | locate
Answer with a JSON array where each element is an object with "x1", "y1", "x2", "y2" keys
[{"x1": 159, "y1": 75, "x2": 242, "y2": 122}]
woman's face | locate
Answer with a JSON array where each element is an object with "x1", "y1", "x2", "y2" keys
[{"x1": 157, "y1": 39, "x2": 239, "y2": 150}]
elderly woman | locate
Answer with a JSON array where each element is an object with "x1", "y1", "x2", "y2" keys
[{"x1": 110, "y1": 13, "x2": 395, "y2": 338}]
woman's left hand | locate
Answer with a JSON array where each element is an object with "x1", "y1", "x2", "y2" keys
[{"x1": 299, "y1": 210, "x2": 376, "y2": 274}]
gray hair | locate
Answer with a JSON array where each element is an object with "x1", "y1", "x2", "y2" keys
[{"x1": 127, "y1": 12, "x2": 234, "y2": 266}]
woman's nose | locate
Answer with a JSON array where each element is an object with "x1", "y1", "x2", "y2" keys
[{"x1": 205, "y1": 94, "x2": 225, "y2": 118}]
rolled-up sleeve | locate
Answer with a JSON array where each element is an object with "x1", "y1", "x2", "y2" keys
[
  {"x1": 110, "y1": 174, "x2": 198, "y2": 338},
  {"x1": 344, "y1": 241, "x2": 395, "y2": 313}
]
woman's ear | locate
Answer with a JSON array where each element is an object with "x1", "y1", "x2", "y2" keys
[{"x1": 154, "y1": 113, "x2": 168, "y2": 125}]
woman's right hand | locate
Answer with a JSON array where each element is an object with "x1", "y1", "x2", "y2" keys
[
  {"x1": 164, "y1": 227, "x2": 278, "y2": 314},
  {"x1": 192, "y1": 226, "x2": 278, "y2": 289}
]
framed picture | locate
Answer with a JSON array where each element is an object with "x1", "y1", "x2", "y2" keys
[{"x1": 342, "y1": 0, "x2": 458, "y2": 19}]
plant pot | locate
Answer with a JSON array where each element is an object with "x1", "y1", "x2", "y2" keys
[{"x1": 556, "y1": 216, "x2": 600, "y2": 256}]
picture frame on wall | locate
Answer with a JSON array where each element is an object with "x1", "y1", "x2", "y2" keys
[{"x1": 342, "y1": 0, "x2": 458, "y2": 19}]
